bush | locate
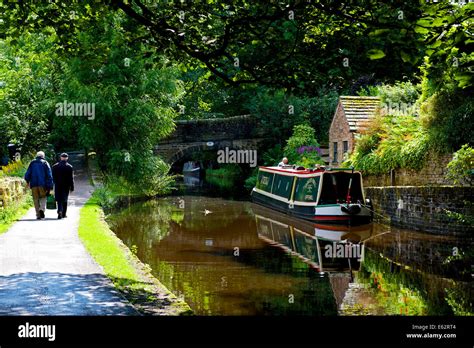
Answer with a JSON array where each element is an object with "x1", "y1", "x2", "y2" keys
[
  {"x1": 446, "y1": 144, "x2": 474, "y2": 186},
  {"x1": 1, "y1": 159, "x2": 29, "y2": 178},
  {"x1": 420, "y1": 89, "x2": 474, "y2": 152},
  {"x1": 244, "y1": 169, "x2": 258, "y2": 190},
  {"x1": 284, "y1": 124, "x2": 324, "y2": 168},
  {"x1": 205, "y1": 164, "x2": 243, "y2": 190},
  {"x1": 105, "y1": 153, "x2": 177, "y2": 197},
  {"x1": 347, "y1": 116, "x2": 430, "y2": 175},
  {"x1": 205, "y1": 164, "x2": 242, "y2": 178},
  {"x1": 358, "y1": 81, "x2": 421, "y2": 108},
  {"x1": 262, "y1": 144, "x2": 284, "y2": 166},
  {"x1": 93, "y1": 167, "x2": 177, "y2": 210}
]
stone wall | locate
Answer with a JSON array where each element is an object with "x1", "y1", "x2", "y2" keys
[
  {"x1": 159, "y1": 115, "x2": 262, "y2": 144},
  {"x1": 365, "y1": 186, "x2": 474, "y2": 235},
  {"x1": 363, "y1": 153, "x2": 453, "y2": 187},
  {"x1": 155, "y1": 138, "x2": 267, "y2": 164},
  {"x1": 0, "y1": 177, "x2": 27, "y2": 208}
]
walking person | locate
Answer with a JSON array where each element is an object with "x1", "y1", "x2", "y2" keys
[
  {"x1": 24, "y1": 151, "x2": 54, "y2": 220},
  {"x1": 52, "y1": 153, "x2": 74, "y2": 219}
]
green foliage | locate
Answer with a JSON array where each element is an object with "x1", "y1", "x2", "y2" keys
[
  {"x1": 205, "y1": 164, "x2": 242, "y2": 189},
  {"x1": 347, "y1": 116, "x2": 430, "y2": 175},
  {"x1": 0, "y1": 33, "x2": 59, "y2": 154},
  {"x1": 245, "y1": 87, "x2": 338, "y2": 143},
  {"x1": 47, "y1": 14, "x2": 183, "y2": 191},
  {"x1": 444, "y1": 287, "x2": 473, "y2": 316},
  {"x1": 244, "y1": 169, "x2": 258, "y2": 191},
  {"x1": 94, "y1": 169, "x2": 176, "y2": 209},
  {"x1": 419, "y1": 89, "x2": 474, "y2": 152},
  {"x1": 0, "y1": 1, "x2": 438, "y2": 93},
  {"x1": 1, "y1": 1, "x2": 472, "y2": 191},
  {"x1": 284, "y1": 124, "x2": 324, "y2": 168},
  {"x1": 0, "y1": 159, "x2": 29, "y2": 178},
  {"x1": 262, "y1": 144, "x2": 284, "y2": 166},
  {"x1": 359, "y1": 81, "x2": 421, "y2": 109},
  {"x1": 416, "y1": 3, "x2": 473, "y2": 91},
  {"x1": 446, "y1": 144, "x2": 474, "y2": 186},
  {"x1": 1, "y1": 14, "x2": 183, "y2": 196},
  {"x1": 444, "y1": 208, "x2": 474, "y2": 228},
  {"x1": 0, "y1": 194, "x2": 32, "y2": 235},
  {"x1": 206, "y1": 164, "x2": 242, "y2": 178}
]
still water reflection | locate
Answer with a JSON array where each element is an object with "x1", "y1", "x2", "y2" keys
[{"x1": 108, "y1": 196, "x2": 473, "y2": 316}]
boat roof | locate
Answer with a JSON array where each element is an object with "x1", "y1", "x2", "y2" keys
[{"x1": 259, "y1": 166, "x2": 359, "y2": 175}]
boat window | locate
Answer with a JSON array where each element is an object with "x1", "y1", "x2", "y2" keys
[
  {"x1": 271, "y1": 174, "x2": 293, "y2": 199},
  {"x1": 318, "y1": 172, "x2": 363, "y2": 205},
  {"x1": 294, "y1": 177, "x2": 320, "y2": 202},
  {"x1": 256, "y1": 171, "x2": 274, "y2": 192},
  {"x1": 292, "y1": 231, "x2": 319, "y2": 264}
]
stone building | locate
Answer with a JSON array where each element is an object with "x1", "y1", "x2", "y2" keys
[{"x1": 329, "y1": 96, "x2": 380, "y2": 165}]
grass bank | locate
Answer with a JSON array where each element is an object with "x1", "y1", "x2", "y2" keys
[
  {"x1": 78, "y1": 196, "x2": 192, "y2": 315},
  {"x1": 0, "y1": 195, "x2": 32, "y2": 235}
]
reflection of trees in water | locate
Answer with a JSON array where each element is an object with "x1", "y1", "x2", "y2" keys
[
  {"x1": 107, "y1": 199, "x2": 179, "y2": 249},
  {"x1": 357, "y1": 248, "x2": 473, "y2": 315},
  {"x1": 108, "y1": 196, "x2": 340, "y2": 315},
  {"x1": 108, "y1": 197, "x2": 250, "y2": 243},
  {"x1": 365, "y1": 229, "x2": 474, "y2": 280},
  {"x1": 248, "y1": 274, "x2": 337, "y2": 316},
  {"x1": 107, "y1": 196, "x2": 473, "y2": 315},
  {"x1": 145, "y1": 245, "x2": 338, "y2": 315},
  {"x1": 179, "y1": 197, "x2": 250, "y2": 232}
]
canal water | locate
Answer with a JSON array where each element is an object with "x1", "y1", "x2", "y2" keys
[{"x1": 107, "y1": 183, "x2": 473, "y2": 316}]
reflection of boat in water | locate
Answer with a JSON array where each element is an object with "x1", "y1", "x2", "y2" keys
[
  {"x1": 183, "y1": 173, "x2": 202, "y2": 187},
  {"x1": 251, "y1": 166, "x2": 373, "y2": 225},
  {"x1": 252, "y1": 204, "x2": 374, "y2": 272},
  {"x1": 183, "y1": 161, "x2": 201, "y2": 175}
]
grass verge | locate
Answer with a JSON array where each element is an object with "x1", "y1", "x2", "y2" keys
[
  {"x1": 78, "y1": 196, "x2": 192, "y2": 315},
  {"x1": 0, "y1": 195, "x2": 32, "y2": 235}
]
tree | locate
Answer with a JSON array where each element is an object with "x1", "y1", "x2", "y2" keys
[
  {"x1": 48, "y1": 14, "x2": 184, "y2": 194},
  {"x1": 0, "y1": 32, "x2": 60, "y2": 157},
  {"x1": 3, "y1": 1, "x2": 466, "y2": 93}
]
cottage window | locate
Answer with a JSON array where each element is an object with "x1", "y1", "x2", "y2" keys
[
  {"x1": 343, "y1": 141, "x2": 349, "y2": 154},
  {"x1": 333, "y1": 142, "x2": 338, "y2": 163}
]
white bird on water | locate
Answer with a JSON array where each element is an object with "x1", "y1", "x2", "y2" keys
[{"x1": 202, "y1": 209, "x2": 212, "y2": 215}]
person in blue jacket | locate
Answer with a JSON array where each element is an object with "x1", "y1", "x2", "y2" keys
[{"x1": 24, "y1": 151, "x2": 54, "y2": 220}]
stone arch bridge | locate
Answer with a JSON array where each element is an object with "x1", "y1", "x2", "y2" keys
[{"x1": 155, "y1": 115, "x2": 268, "y2": 166}]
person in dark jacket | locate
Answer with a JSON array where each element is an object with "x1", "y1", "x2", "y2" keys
[
  {"x1": 24, "y1": 151, "x2": 54, "y2": 220},
  {"x1": 52, "y1": 153, "x2": 74, "y2": 219}
]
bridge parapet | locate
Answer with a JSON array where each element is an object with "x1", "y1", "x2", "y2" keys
[
  {"x1": 155, "y1": 114, "x2": 329, "y2": 165},
  {"x1": 159, "y1": 114, "x2": 262, "y2": 144}
]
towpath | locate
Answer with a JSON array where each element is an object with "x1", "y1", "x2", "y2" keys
[{"x1": 0, "y1": 153, "x2": 137, "y2": 315}]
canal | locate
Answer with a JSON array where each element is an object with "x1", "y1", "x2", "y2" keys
[{"x1": 107, "y1": 181, "x2": 473, "y2": 316}]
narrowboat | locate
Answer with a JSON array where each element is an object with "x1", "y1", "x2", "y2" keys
[
  {"x1": 183, "y1": 161, "x2": 201, "y2": 175},
  {"x1": 251, "y1": 165, "x2": 373, "y2": 225}
]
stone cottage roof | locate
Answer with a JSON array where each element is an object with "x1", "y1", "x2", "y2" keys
[{"x1": 339, "y1": 96, "x2": 381, "y2": 132}]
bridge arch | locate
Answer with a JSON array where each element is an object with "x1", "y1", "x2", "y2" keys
[
  {"x1": 164, "y1": 139, "x2": 266, "y2": 172},
  {"x1": 155, "y1": 115, "x2": 267, "y2": 168}
]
